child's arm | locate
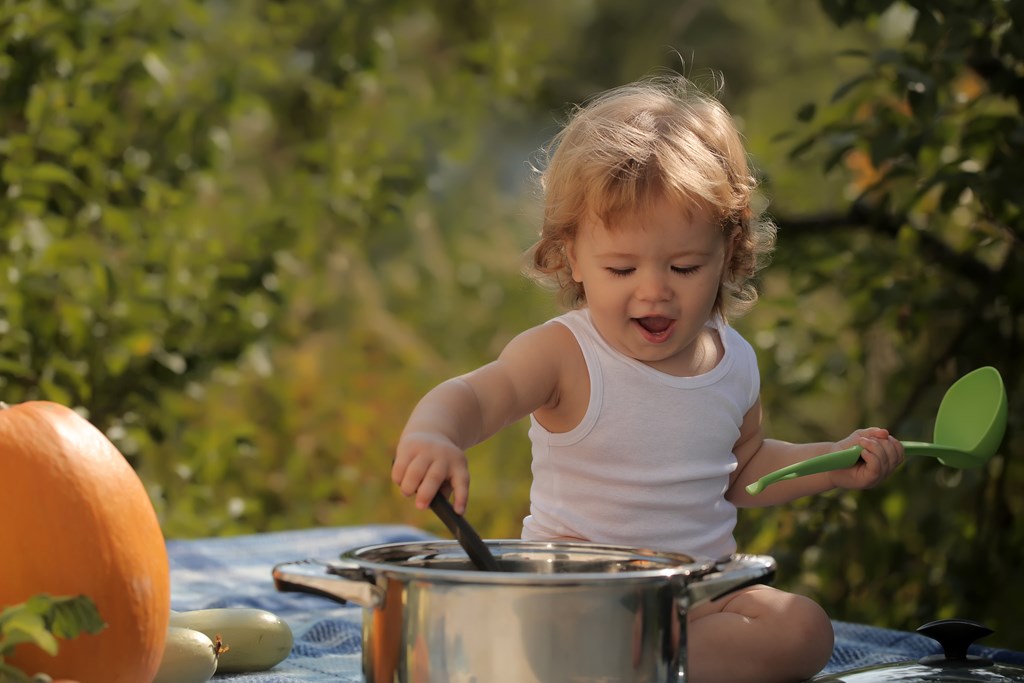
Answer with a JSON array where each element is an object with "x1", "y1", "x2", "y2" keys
[
  {"x1": 391, "y1": 322, "x2": 572, "y2": 514},
  {"x1": 725, "y1": 398, "x2": 905, "y2": 507}
]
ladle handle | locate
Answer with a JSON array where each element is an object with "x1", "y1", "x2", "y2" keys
[
  {"x1": 744, "y1": 446, "x2": 862, "y2": 495},
  {"x1": 744, "y1": 439, "x2": 979, "y2": 495},
  {"x1": 429, "y1": 492, "x2": 502, "y2": 571}
]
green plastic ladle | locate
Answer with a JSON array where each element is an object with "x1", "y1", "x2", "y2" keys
[{"x1": 745, "y1": 366, "x2": 1008, "y2": 495}]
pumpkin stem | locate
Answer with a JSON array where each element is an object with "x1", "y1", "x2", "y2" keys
[{"x1": 213, "y1": 634, "x2": 230, "y2": 657}]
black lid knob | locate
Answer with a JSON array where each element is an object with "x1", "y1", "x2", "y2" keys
[{"x1": 917, "y1": 618, "x2": 994, "y2": 667}]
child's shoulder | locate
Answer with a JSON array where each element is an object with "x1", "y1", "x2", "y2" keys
[
  {"x1": 507, "y1": 313, "x2": 583, "y2": 353},
  {"x1": 496, "y1": 314, "x2": 586, "y2": 378},
  {"x1": 493, "y1": 315, "x2": 587, "y2": 403},
  {"x1": 717, "y1": 321, "x2": 756, "y2": 358}
]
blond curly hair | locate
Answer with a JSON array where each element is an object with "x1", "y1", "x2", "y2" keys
[{"x1": 526, "y1": 74, "x2": 776, "y2": 321}]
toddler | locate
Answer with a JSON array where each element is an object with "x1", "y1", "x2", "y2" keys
[{"x1": 392, "y1": 73, "x2": 904, "y2": 683}]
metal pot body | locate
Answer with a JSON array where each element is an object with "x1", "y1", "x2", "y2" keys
[{"x1": 274, "y1": 540, "x2": 776, "y2": 683}]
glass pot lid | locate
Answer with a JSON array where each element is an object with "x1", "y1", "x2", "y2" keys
[{"x1": 813, "y1": 620, "x2": 1024, "y2": 682}]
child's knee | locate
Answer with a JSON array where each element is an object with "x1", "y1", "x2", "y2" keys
[{"x1": 783, "y1": 594, "x2": 834, "y2": 672}]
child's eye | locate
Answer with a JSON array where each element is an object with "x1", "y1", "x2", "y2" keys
[
  {"x1": 607, "y1": 267, "x2": 635, "y2": 277},
  {"x1": 671, "y1": 265, "x2": 700, "y2": 276}
]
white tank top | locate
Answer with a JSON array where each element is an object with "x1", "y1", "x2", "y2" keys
[{"x1": 522, "y1": 308, "x2": 760, "y2": 559}]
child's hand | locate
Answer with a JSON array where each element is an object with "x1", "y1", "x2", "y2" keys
[
  {"x1": 392, "y1": 431, "x2": 471, "y2": 513},
  {"x1": 827, "y1": 427, "x2": 905, "y2": 490}
]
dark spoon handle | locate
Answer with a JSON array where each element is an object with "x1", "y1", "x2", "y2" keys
[{"x1": 429, "y1": 492, "x2": 502, "y2": 571}]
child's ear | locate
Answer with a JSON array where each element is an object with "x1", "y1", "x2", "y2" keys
[
  {"x1": 723, "y1": 226, "x2": 739, "y2": 271},
  {"x1": 566, "y1": 240, "x2": 583, "y2": 283}
]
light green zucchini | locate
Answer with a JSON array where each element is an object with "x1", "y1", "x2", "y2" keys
[
  {"x1": 153, "y1": 626, "x2": 219, "y2": 683},
  {"x1": 169, "y1": 608, "x2": 294, "y2": 673}
]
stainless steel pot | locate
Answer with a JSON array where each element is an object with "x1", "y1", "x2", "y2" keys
[{"x1": 273, "y1": 539, "x2": 776, "y2": 682}]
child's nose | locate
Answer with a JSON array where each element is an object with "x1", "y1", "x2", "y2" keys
[{"x1": 636, "y1": 271, "x2": 672, "y2": 301}]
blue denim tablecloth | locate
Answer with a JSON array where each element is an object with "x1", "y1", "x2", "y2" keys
[{"x1": 168, "y1": 525, "x2": 1024, "y2": 681}]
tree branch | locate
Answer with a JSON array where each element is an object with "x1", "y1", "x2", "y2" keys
[{"x1": 771, "y1": 202, "x2": 999, "y2": 285}]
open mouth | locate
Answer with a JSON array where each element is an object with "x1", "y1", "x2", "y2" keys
[
  {"x1": 637, "y1": 317, "x2": 672, "y2": 333},
  {"x1": 634, "y1": 316, "x2": 675, "y2": 342}
]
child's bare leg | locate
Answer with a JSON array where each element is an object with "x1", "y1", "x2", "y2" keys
[{"x1": 685, "y1": 584, "x2": 833, "y2": 683}]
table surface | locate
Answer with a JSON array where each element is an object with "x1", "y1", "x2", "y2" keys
[{"x1": 168, "y1": 524, "x2": 1024, "y2": 681}]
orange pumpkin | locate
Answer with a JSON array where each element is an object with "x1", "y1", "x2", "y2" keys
[{"x1": 0, "y1": 401, "x2": 170, "y2": 683}]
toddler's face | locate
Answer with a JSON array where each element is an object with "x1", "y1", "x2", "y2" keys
[{"x1": 567, "y1": 195, "x2": 730, "y2": 376}]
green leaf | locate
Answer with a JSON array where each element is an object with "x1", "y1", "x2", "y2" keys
[
  {"x1": 796, "y1": 103, "x2": 817, "y2": 122},
  {"x1": 823, "y1": 142, "x2": 855, "y2": 172},
  {"x1": 47, "y1": 596, "x2": 105, "y2": 640},
  {"x1": 788, "y1": 134, "x2": 819, "y2": 160},
  {"x1": 830, "y1": 73, "x2": 873, "y2": 102},
  {"x1": 834, "y1": 48, "x2": 870, "y2": 59},
  {"x1": 0, "y1": 357, "x2": 34, "y2": 379},
  {"x1": 1, "y1": 612, "x2": 58, "y2": 656},
  {"x1": 0, "y1": 595, "x2": 105, "y2": 659},
  {"x1": 0, "y1": 663, "x2": 33, "y2": 683},
  {"x1": 26, "y1": 163, "x2": 83, "y2": 192}
]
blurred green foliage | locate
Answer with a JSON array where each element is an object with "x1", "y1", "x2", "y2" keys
[
  {"x1": 1, "y1": 0, "x2": 1021, "y2": 649},
  {"x1": 749, "y1": 0, "x2": 1023, "y2": 648}
]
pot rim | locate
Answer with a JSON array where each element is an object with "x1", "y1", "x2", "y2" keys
[{"x1": 336, "y1": 538, "x2": 722, "y2": 586}]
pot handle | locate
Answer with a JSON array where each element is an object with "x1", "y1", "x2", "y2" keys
[
  {"x1": 675, "y1": 554, "x2": 777, "y2": 681},
  {"x1": 685, "y1": 553, "x2": 777, "y2": 609},
  {"x1": 272, "y1": 558, "x2": 386, "y2": 608}
]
